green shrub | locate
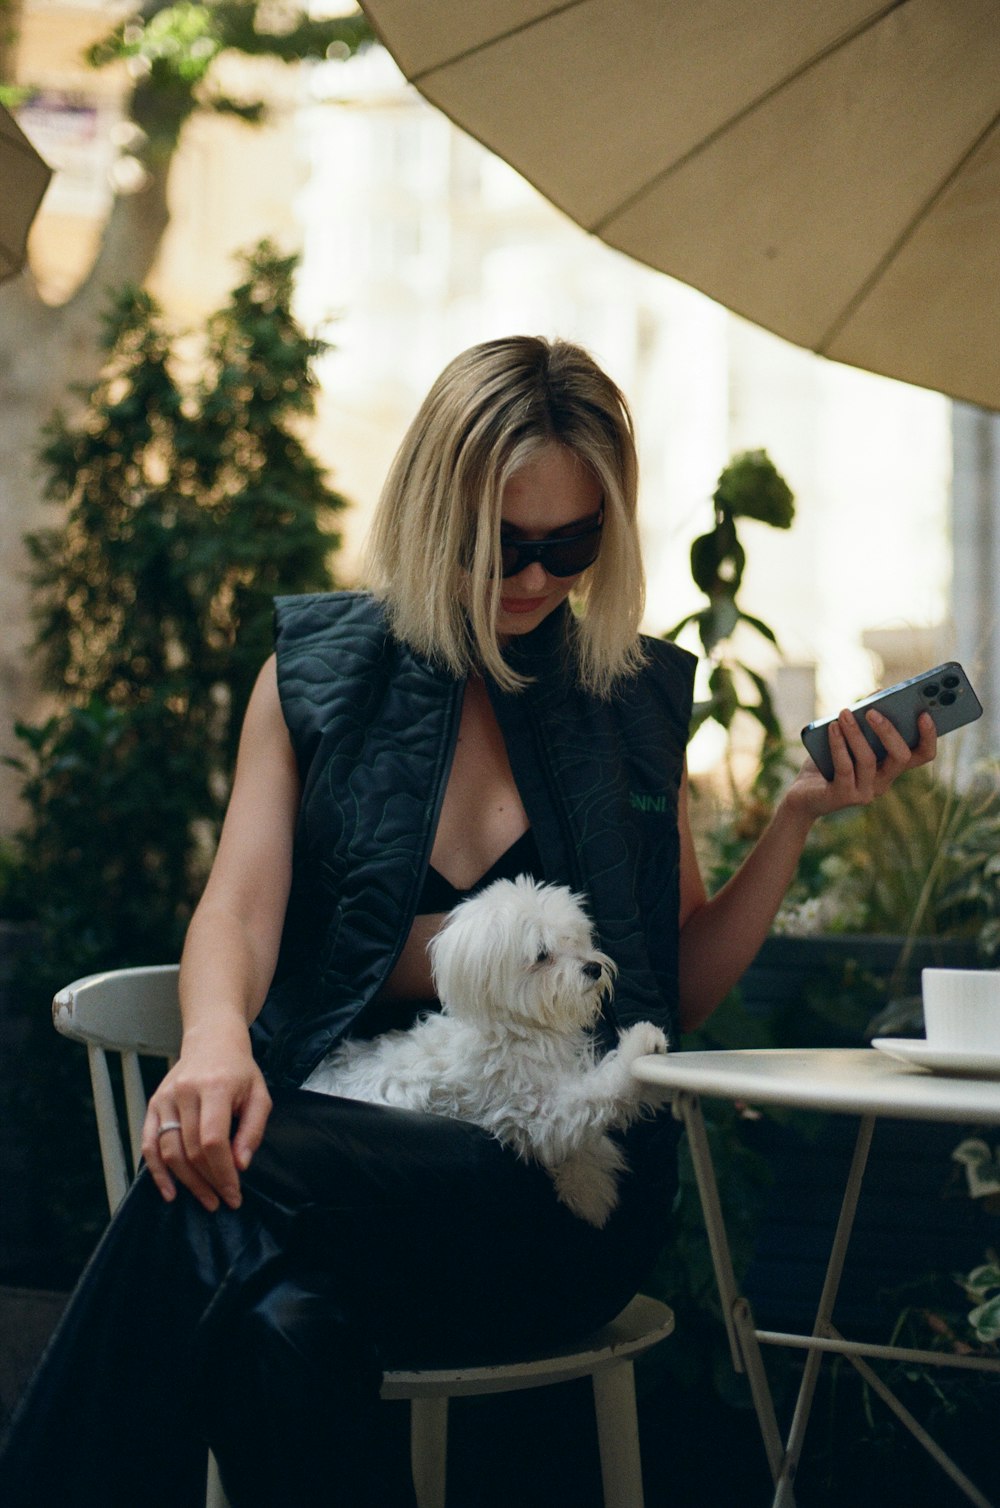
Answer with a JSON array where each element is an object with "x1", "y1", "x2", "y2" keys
[{"x1": 1, "y1": 242, "x2": 346, "y2": 1283}]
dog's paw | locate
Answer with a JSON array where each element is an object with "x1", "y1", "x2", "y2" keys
[{"x1": 615, "y1": 1021, "x2": 668, "y2": 1065}]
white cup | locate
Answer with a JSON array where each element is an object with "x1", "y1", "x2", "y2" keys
[{"x1": 921, "y1": 969, "x2": 1000, "y2": 1053}]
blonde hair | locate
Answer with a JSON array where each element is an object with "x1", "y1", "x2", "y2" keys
[{"x1": 364, "y1": 336, "x2": 646, "y2": 697}]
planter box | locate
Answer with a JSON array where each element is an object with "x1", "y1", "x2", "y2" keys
[
  {"x1": 741, "y1": 932, "x2": 981, "y2": 1020},
  {"x1": 0, "y1": 1285, "x2": 68, "y2": 1442},
  {"x1": 0, "y1": 921, "x2": 105, "y2": 1288},
  {"x1": 0, "y1": 923, "x2": 43, "y2": 1279}
]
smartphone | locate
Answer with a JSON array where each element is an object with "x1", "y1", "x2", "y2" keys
[{"x1": 801, "y1": 661, "x2": 983, "y2": 781}]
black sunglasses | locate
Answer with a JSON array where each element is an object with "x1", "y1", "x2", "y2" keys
[{"x1": 499, "y1": 513, "x2": 604, "y2": 579}]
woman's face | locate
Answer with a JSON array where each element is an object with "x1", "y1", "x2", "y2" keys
[{"x1": 495, "y1": 442, "x2": 603, "y2": 640}]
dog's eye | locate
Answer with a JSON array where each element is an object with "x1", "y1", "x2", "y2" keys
[{"x1": 535, "y1": 949, "x2": 551, "y2": 966}]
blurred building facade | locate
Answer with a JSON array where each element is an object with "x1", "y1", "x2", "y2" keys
[
  {"x1": 8, "y1": 10, "x2": 979, "y2": 812},
  {"x1": 294, "y1": 44, "x2": 956, "y2": 772}
]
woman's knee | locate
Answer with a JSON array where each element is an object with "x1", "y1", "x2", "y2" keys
[{"x1": 226, "y1": 1273, "x2": 382, "y2": 1395}]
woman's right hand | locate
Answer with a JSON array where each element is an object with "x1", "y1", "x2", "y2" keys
[
  {"x1": 141, "y1": 657, "x2": 295, "y2": 1212},
  {"x1": 141, "y1": 1018, "x2": 273, "y2": 1212}
]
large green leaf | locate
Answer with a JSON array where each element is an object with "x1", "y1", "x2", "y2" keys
[{"x1": 713, "y1": 449, "x2": 795, "y2": 528}]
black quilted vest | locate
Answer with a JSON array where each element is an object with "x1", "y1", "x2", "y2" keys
[{"x1": 253, "y1": 592, "x2": 695, "y2": 1089}]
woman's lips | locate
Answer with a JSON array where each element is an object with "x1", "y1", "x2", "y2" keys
[{"x1": 499, "y1": 596, "x2": 548, "y2": 614}]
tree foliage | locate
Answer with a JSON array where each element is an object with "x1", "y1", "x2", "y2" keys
[
  {"x1": 1, "y1": 9, "x2": 368, "y2": 1286},
  {"x1": 0, "y1": 243, "x2": 344, "y2": 1284},
  {"x1": 10, "y1": 240, "x2": 344, "y2": 967},
  {"x1": 0, "y1": 3, "x2": 371, "y2": 869},
  {"x1": 86, "y1": 1, "x2": 372, "y2": 154}
]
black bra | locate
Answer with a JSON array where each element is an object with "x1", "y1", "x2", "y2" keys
[{"x1": 416, "y1": 828, "x2": 543, "y2": 915}]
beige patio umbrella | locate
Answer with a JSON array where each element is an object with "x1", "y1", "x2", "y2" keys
[
  {"x1": 360, "y1": 0, "x2": 1000, "y2": 411},
  {"x1": 1, "y1": 101, "x2": 52, "y2": 283}
]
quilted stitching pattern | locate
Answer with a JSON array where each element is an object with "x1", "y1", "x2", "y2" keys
[
  {"x1": 494, "y1": 630, "x2": 693, "y2": 1046},
  {"x1": 255, "y1": 594, "x2": 694, "y2": 1087}
]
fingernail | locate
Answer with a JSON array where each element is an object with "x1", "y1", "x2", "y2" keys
[{"x1": 868, "y1": 709, "x2": 885, "y2": 723}]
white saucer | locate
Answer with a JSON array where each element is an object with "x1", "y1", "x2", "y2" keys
[{"x1": 872, "y1": 1038, "x2": 1000, "y2": 1078}]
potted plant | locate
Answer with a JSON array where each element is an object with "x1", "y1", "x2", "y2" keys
[
  {"x1": 653, "y1": 454, "x2": 1000, "y2": 1498},
  {"x1": 0, "y1": 243, "x2": 346, "y2": 1293},
  {"x1": 666, "y1": 447, "x2": 795, "y2": 802},
  {"x1": 726, "y1": 762, "x2": 995, "y2": 1049}
]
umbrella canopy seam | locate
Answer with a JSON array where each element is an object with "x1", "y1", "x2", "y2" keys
[
  {"x1": 589, "y1": 0, "x2": 910, "y2": 237},
  {"x1": 819, "y1": 106, "x2": 1000, "y2": 354},
  {"x1": 408, "y1": 0, "x2": 591, "y2": 84},
  {"x1": 360, "y1": 0, "x2": 1000, "y2": 409}
]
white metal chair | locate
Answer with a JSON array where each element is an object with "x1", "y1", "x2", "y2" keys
[{"x1": 53, "y1": 964, "x2": 675, "y2": 1508}]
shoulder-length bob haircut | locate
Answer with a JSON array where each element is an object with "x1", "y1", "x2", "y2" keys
[{"x1": 364, "y1": 336, "x2": 646, "y2": 698}]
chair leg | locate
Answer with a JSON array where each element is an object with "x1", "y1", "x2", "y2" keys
[
  {"x1": 409, "y1": 1395, "x2": 450, "y2": 1508},
  {"x1": 593, "y1": 1360, "x2": 644, "y2": 1508},
  {"x1": 205, "y1": 1449, "x2": 230, "y2": 1508}
]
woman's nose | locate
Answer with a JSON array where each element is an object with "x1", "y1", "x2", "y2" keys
[{"x1": 512, "y1": 560, "x2": 549, "y2": 591}]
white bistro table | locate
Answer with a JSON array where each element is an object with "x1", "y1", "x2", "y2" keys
[{"x1": 633, "y1": 1048, "x2": 1000, "y2": 1508}]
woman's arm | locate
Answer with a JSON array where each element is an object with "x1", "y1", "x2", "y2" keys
[
  {"x1": 142, "y1": 656, "x2": 301, "y2": 1211},
  {"x1": 676, "y1": 706, "x2": 938, "y2": 1033}
]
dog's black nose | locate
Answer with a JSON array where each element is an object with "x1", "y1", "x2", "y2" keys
[{"x1": 582, "y1": 962, "x2": 603, "y2": 981}]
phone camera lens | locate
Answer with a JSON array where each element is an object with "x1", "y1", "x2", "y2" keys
[
  {"x1": 942, "y1": 674, "x2": 960, "y2": 689},
  {"x1": 939, "y1": 690, "x2": 956, "y2": 706},
  {"x1": 922, "y1": 683, "x2": 939, "y2": 698}
]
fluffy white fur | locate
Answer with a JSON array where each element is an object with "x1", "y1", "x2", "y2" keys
[{"x1": 302, "y1": 875, "x2": 668, "y2": 1227}]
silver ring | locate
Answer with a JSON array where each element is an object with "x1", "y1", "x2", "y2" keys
[{"x1": 157, "y1": 1120, "x2": 183, "y2": 1137}]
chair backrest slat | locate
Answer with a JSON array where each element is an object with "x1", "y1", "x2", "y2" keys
[
  {"x1": 86, "y1": 1044, "x2": 132, "y2": 1213},
  {"x1": 54, "y1": 966, "x2": 182, "y2": 1215},
  {"x1": 121, "y1": 1050, "x2": 149, "y2": 1173}
]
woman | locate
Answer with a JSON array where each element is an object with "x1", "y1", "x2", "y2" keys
[{"x1": 0, "y1": 336, "x2": 935, "y2": 1507}]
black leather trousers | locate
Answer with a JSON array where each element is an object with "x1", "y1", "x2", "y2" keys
[{"x1": 0, "y1": 1089, "x2": 679, "y2": 1508}]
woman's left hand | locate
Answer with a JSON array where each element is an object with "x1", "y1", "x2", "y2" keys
[{"x1": 785, "y1": 708, "x2": 938, "y2": 820}]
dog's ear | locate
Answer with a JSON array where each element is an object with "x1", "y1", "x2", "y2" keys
[
  {"x1": 428, "y1": 891, "x2": 512, "y2": 1017},
  {"x1": 428, "y1": 901, "x2": 483, "y2": 1009}
]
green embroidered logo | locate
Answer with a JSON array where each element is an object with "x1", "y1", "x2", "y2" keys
[{"x1": 629, "y1": 791, "x2": 669, "y2": 814}]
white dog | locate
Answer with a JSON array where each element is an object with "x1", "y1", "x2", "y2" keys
[{"x1": 303, "y1": 875, "x2": 668, "y2": 1227}]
